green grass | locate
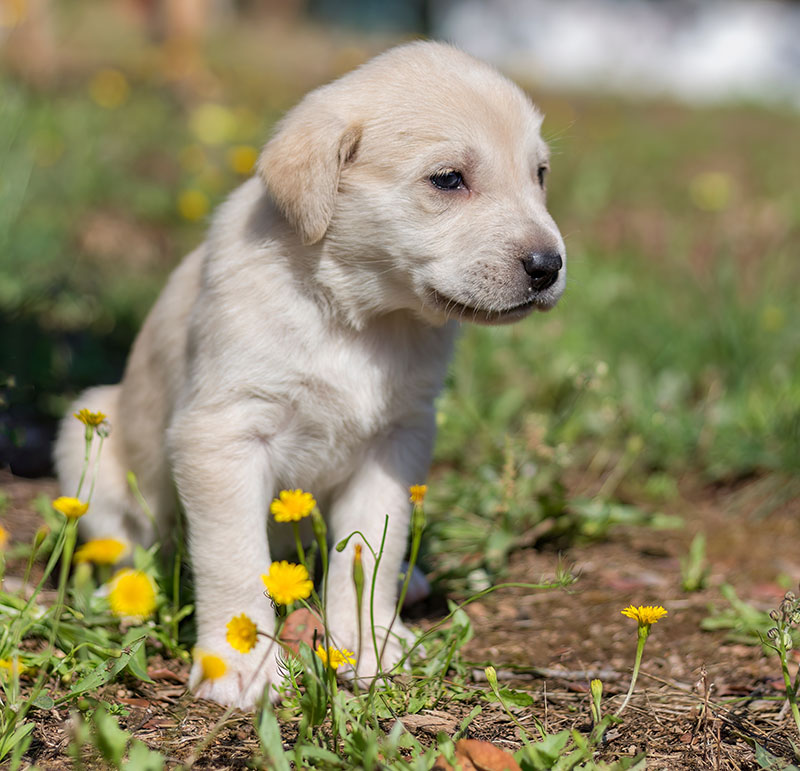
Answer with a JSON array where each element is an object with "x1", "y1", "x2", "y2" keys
[{"x1": 2, "y1": 52, "x2": 798, "y2": 478}]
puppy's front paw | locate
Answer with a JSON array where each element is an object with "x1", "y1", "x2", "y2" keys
[{"x1": 190, "y1": 648, "x2": 283, "y2": 710}]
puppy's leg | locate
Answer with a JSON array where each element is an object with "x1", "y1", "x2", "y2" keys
[
  {"x1": 325, "y1": 420, "x2": 433, "y2": 682},
  {"x1": 169, "y1": 407, "x2": 279, "y2": 709}
]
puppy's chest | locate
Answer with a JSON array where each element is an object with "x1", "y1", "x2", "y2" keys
[
  {"x1": 267, "y1": 328, "x2": 445, "y2": 478},
  {"x1": 290, "y1": 346, "x2": 413, "y2": 441}
]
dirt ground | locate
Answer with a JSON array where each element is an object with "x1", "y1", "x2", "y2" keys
[{"x1": 2, "y1": 470, "x2": 799, "y2": 770}]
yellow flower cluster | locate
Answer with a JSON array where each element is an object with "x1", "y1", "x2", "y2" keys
[
  {"x1": 73, "y1": 409, "x2": 107, "y2": 427},
  {"x1": 0, "y1": 658, "x2": 30, "y2": 679},
  {"x1": 228, "y1": 145, "x2": 258, "y2": 175},
  {"x1": 108, "y1": 569, "x2": 157, "y2": 619},
  {"x1": 621, "y1": 605, "x2": 668, "y2": 626},
  {"x1": 52, "y1": 497, "x2": 89, "y2": 520},
  {"x1": 227, "y1": 613, "x2": 258, "y2": 654},
  {"x1": 261, "y1": 561, "x2": 313, "y2": 605},
  {"x1": 89, "y1": 69, "x2": 129, "y2": 109},
  {"x1": 409, "y1": 484, "x2": 427, "y2": 505},
  {"x1": 194, "y1": 650, "x2": 227, "y2": 681},
  {"x1": 74, "y1": 538, "x2": 127, "y2": 565},
  {"x1": 178, "y1": 189, "x2": 210, "y2": 221},
  {"x1": 315, "y1": 645, "x2": 356, "y2": 670},
  {"x1": 0, "y1": 524, "x2": 9, "y2": 550},
  {"x1": 270, "y1": 489, "x2": 316, "y2": 522}
]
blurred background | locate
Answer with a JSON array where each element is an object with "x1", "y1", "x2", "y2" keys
[{"x1": 0, "y1": 0, "x2": 798, "y2": 529}]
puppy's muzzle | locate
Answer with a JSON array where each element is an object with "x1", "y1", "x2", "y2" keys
[{"x1": 522, "y1": 250, "x2": 563, "y2": 291}]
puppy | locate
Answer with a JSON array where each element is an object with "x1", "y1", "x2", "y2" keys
[{"x1": 55, "y1": 41, "x2": 566, "y2": 709}]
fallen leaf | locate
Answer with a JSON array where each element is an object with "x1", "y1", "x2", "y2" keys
[
  {"x1": 280, "y1": 608, "x2": 323, "y2": 656},
  {"x1": 433, "y1": 739, "x2": 522, "y2": 771},
  {"x1": 148, "y1": 667, "x2": 188, "y2": 684},
  {"x1": 118, "y1": 697, "x2": 151, "y2": 708}
]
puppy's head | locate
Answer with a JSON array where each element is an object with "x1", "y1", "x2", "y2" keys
[{"x1": 259, "y1": 41, "x2": 565, "y2": 326}]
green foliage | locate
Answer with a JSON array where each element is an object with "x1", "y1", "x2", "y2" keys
[
  {"x1": 702, "y1": 584, "x2": 800, "y2": 649},
  {"x1": 70, "y1": 705, "x2": 166, "y2": 770},
  {"x1": 516, "y1": 730, "x2": 646, "y2": 771},
  {"x1": 753, "y1": 742, "x2": 800, "y2": 771},
  {"x1": 680, "y1": 533, "x2": 710, "y2": 592}
]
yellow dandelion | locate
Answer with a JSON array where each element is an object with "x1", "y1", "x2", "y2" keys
[
  {"x1": 621, "y1": 605, "x2": 668, "y2": 626},
  {"x1": 194, "y1": 650, "x2": 227, "y2": 681},
  {"x1": 315, "y1": 645, "x2": 356, "y2": 670},
  {"x1": 688, "y1": 171, "x2": 732, "y2": 212},
  {"x1": 0, "y1": 658, "x2": 30, "y2": 679},
  {"x1": 0, "y1": 524, "x2": 9, "y2": 550},
  {"x1": 73, "y1": 538, "x2": 127, "y2": 565},
  {"x1": 89, "y1": 68, "x2": 130, "y2": 110},
  {"x1": 178, "y1": 189, "x2": 210, "y2": 221},
  {"x1": 189, "y1": 103, "x2": 236, "y2": 146},
  {"x1": 270, "y1": 489, "x2": 316, "y2": 523},
  {"x1": 52, "y1": 496, "x2": 89, "y2": 520},
  {"x1": 228, "y1": 145, "x2": 258, "y2": 175},
  {"x1": 108, "y1": 569, "x2": 157, "y2": 619},
  {"x1": 73, "y1": 408, "x2": 107, "y2": 427},
  {"x1": 409, "y1": 484, "x2": 428, "y2": 505},
  {"x1": 226, "y1": 613, "x2": 258, "y2": 654},
  {"x1": 261, "y1": 561, "x2": 313, "y2": 606},
  {"x1": 3, "y1": 0, "x2": 28, "y2": 27}
]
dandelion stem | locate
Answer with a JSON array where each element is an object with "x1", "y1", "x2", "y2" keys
[
  {"x1": 380, "y1": 500, "x2": 425, "y2": 667},
  {"x1": 291, "y1": 521, "x2": 307, "y2": 570},
  {"x1": 778, "y1": 641, "x2": 800, "y2": 738},
  {"x1": 127, "y1": 471, "x2": 160, "y2": 543},
  {"x1": 615, "y1": 625, "x2": 649, "y2": 716},
  {"x1": 75, "y1": 430, "x2": 93, "y2": 499},
  {"x1": 486, "y1": 665, "x2": 544, "y2": 740},
  {"x1": 352, "y1": 545, "x2": 364, "y2": 690},
  {"x1": 86, "y1": 434, "x2": 105, "y2": 504},
  {"x1": 368, "y1": 517, "x2": 389, "y2": 681},
  {"x1": 50, "y1": 521, "x2": 78, "y2": 628}
]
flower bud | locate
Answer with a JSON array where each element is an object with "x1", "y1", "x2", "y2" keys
[
  {"x1": 484, "y1": 665, "x2": 499, "y2": 692},
  {"x1": 311, "y1": 507, "x2": 327, "y2": 543},
  {"x1": 352, "y1": 543, "x2": 364, "y2": 612},
  {"x1": 590, "y1": 678, "x2": 603, "y2": 724},
  {"x1": 311, "y1": 507, "x2": 328, "y2": 568},
  {"x1": 33, "y1": 525, "x2": 49, "y2": 550}
]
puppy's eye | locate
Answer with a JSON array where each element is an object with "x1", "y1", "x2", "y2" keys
[
  {"x1": 537, "y1": 165, "x2": 548, "y2": 188},
  {"x1": 430, "y1": 170, "x2": 465, "y2": 191}
]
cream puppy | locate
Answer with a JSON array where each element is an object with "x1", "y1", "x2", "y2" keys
[{"x1": 55, "y1": 41, "x2": 566, "y2": 709}]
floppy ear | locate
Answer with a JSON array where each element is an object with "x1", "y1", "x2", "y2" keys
[{"x1": 258, "y1": 94, "x2": 362, "y2": 245}]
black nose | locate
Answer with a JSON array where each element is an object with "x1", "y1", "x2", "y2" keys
[{"x1": 522, "y1": 250, "x2": 562, "y2": 291}]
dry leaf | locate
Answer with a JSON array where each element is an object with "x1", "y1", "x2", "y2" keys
[{"x1": 433, "y1": 739, "x2": 522, "y2": 771}]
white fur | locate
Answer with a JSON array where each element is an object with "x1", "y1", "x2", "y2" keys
[{"x1": 54, "y1": 41, "x2": 566, "y2": 710}]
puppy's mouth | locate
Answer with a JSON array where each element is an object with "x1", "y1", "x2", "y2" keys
[{"x1": 427, "y1": 289, "x2": 556, "y2": 325}]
